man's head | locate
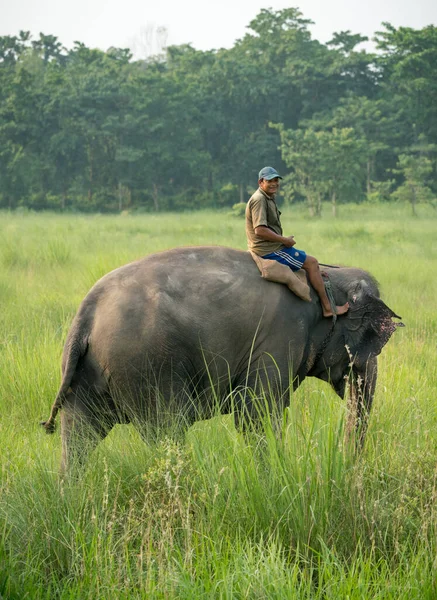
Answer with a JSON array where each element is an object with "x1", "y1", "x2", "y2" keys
[{"x1": 258, "y1": 166, "x2": 282, "y2": 196}]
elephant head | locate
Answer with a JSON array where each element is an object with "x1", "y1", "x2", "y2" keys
[
  {"x1": 344, "y1": 278, "x2": 403, "y2": 370},
  {"x1": 339, "y1": 278, "x2": 403, "y2": 444},
  {"x1": 309, "y1": 273, "x2": 404, "y2": 446}
]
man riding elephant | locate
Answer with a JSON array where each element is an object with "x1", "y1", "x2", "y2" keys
[{"x1": 246, "y1": 166, "x2": 349, "y2": 318}]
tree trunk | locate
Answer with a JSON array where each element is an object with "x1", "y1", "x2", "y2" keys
[
  {"x1": 307, "y1": 195, "x2": 315, "y2": 217},
  {"x1": 315, "y1": 192, "x2": 322, "y2": 217},
  {"x1": 306, "y1": 179, "x2": 316, "y2": 217},
  {"x1": 411, "y1": 185, "x2": 417, "y2": 216},
  {"x1": 152, "y1": 182, "x2": 160, "y2": 211},
  {"x1": 367, "y1": 158, "x2": 372, "y2": 195},
  {"x1": 239, "y1": 182, "x2": 244, "y2": 204},
  {"x1": 331, "y1": 191, "x2": 337, "y2": 217},
  {"x1": 118, "y1": 181, "x2": 123, "y2": 212},
  {"x1": 88, "y1": 145, "x2": 93, "y2": 203}
]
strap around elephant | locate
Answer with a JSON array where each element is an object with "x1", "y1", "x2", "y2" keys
[{"x1": 322, "y1": 273, "x2": 337, "y2": 324}]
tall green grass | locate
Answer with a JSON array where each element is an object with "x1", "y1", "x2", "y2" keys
[{"x1": 0, "y1": 203, "x2": 436, "y2": 598}]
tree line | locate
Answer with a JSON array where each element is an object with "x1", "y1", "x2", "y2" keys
[{"x1": 1, "y1": 8, "x2": 436, "y2": 214}]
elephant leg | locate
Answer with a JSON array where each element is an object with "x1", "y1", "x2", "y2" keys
[
  {"x1": 60, "y1": 390, "x2": 114, "y2": 476},
  {"x1": 231, "y1": 373, "x2": 289, "y2": 438},
  {"x1": 111, "y1": 375, "x2": 196, "y2": 445}
]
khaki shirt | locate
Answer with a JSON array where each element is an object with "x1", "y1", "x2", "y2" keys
[{"x1": 245, "y1": 188, "x2": 283, "y2": 256}]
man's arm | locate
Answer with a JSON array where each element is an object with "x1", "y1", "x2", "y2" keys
[{"x1": 254, "y1": 226, "x2": 296, "y2": 248}]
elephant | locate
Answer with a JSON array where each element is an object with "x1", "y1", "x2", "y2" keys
[{"x1": 41, "y1": 246, "x2": 403, "y2": 473}]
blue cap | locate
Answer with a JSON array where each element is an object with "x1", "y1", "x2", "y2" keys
[{"x1": 258, "y1": 166, "x2": 282, "y2": 181}]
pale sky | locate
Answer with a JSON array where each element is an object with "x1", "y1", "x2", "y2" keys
[{"x1": 1, "y1": 0, "x2": 436, "y2": 57}]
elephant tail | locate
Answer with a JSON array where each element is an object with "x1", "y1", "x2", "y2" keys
[{"x1": 41, "y1": 327, "x2": 89, "y2": 434}]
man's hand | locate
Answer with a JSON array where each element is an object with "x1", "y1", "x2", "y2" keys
[
  {"x1": 254, "y1": 226, "x2": 297, "y2": 248},
  {"x1": 283, "y1": 236, "x2": 296, "y2": 248}
]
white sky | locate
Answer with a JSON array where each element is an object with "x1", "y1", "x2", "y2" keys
[{"x1": 1, "y1": 0, "x2": 436, "y2": 57}]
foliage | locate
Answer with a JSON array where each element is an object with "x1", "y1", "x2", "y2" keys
[
  {"x1": 390, "y1": 137, "x2": 436, "y2": 214},
  {"x1": 274, "y1": 124, "x2": 366, "y2": 216},
  {"x1": 0, "y1": 16, "x2": 437, "y2": 213},
  {"x1": 366, "y1": 179, "x2": 395, "y2": 203},
  {"x1": 229, "y1": 202, "x2": 247, "y2": 217}
]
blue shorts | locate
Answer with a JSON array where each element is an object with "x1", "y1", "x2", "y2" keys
[{"x1": 262, "y1": 246, "x2": 307, "y2": 272}]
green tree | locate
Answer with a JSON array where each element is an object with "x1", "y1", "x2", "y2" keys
[
  {"x1": 375, "y1": 23, "x2": 437, "y2": 162},
  {"x1": 327, "y1": 30, "x2": 379, "y2": 99},
  {"x1": 315, "y1": 95, "x2": 391, "y2": 194},
  {"x1": 273, "y1": 125, "x2": 326, "y2": 216},
  {"x1": 275, "y1": 124, "x2": 364, "y2": 216},
  {"x1": 0, "y1": 33, "x2": 32, "y2": 208},
  {"x1": 321, "y1": 127, "x2": 365, "y2": 215},
  {"x1": 1, "y1": 15, "x2": 437, "y2": 213},
  {"x1": 391, "y1": 137, "x2": 435, "y2": 215}
]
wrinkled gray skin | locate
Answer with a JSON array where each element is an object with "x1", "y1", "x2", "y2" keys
[{"x1": 42, "y1": 246, "x2": 402, "y2": 473}]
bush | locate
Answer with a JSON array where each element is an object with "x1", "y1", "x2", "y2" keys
[
  {"x1": 229, "y1": 202, "x2": 246, "y2": 218},
  {"x1": 366, "y1": 180, "x2": 394, "y2": 204}
]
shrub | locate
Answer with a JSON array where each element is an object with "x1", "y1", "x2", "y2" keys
[{"x1": 229, "y1": 202, "x2": 246, "y2": 218}]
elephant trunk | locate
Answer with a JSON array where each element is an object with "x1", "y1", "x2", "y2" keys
[{"x1": 346, "y1": 356, "x2": 378, "y2": 449}]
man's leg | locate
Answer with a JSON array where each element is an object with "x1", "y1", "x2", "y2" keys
[{"x1": 302, "y1": 255, "x2": 349, "y2": 317}]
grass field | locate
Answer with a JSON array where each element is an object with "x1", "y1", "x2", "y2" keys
[{"x1": 0, "y1": 203, "x2": 436, "y2": 599}]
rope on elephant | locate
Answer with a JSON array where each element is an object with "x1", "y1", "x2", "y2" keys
[
  {"x1": 319, "y1": 262, "x2": 340, "y2": 269},
  {"x1": 305, "y1": 273, "x2": 338, "y2": 377},
  {"x1": 305, "y1": 311, "x2": 336, "y2": 376},
  {"x1": 322, "y1": 273, "x2": 337, "y2": 324}
]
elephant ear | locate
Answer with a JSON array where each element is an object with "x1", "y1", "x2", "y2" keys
[{"x1": 343, "y1": 280, "x2": 403, "y2": 369}]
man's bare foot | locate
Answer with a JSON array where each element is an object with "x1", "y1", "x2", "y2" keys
[{"x1": 323, "y1": 302, "x2": 349, "y2": 318}]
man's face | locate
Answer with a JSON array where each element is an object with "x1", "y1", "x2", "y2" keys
[{"x1": 259, "y1": 177, "x2": 280, "y2": 196}]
